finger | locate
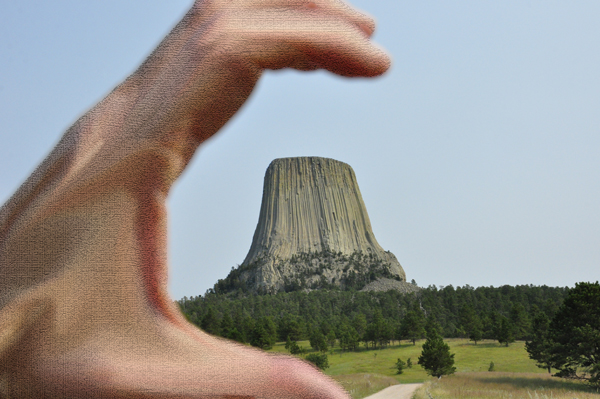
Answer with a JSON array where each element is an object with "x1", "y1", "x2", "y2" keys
[
  {"x1": 288, "y1": 12, "x2": 390, "y2": 77},
  {"x1": 304, "y1": 0, "x2": 377, "y2": 38},
  {"x1": 226, "y1": 9, "x2": 391, "y2": 77},
  {"x1": 236, "y1": 0, "x2": 378, "y2": 38}
]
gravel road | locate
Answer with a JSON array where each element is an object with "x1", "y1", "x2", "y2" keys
[{"x1": 362, "y1": 383, "x2": 423, "y2": 399}]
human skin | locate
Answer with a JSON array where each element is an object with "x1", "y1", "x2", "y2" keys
[{"x1": 0, "y1": 0, "x2": 389, "y2": 397}]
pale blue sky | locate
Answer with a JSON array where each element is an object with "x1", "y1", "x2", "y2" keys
[{"x1": 1, "y1": 1, "x2": 599, "y2": 300}]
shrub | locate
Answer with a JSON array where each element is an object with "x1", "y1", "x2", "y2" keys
[
  {"x1": 395, "y1": 358, "x2": 406, "y2": 374},
  {"x1": 305, "y1": 353, "x2": 329, "y2": 370},
  {"x1": 285, "y1": 336, "x2": 305, "y2": 355}
]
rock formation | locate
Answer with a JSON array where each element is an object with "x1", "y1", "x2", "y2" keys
[{"x1": 216, "y1": 157, "x2": 411, "y2": 294}]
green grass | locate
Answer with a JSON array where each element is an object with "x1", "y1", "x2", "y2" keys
[
  {"x1": 413, "y1": 372, "x2": 600, "y2": 399},
  {"x1": 268, "y1": 339, "x2": 565, "y2": 398},
  {"x1": 269, "y1": 339, "x2": 550, "y2": 383}
]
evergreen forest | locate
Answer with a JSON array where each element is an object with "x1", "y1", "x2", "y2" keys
[{"x1": 177, "y1": 284, "x2": 568, "y2": 351}]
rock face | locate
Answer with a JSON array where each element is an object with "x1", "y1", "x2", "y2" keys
[
  {"x1": 216, "y1": 157, "x2": 407, "y2": 294},
  {"x1": 360, "y1": 278, "x2": 421, "y2": 294}
]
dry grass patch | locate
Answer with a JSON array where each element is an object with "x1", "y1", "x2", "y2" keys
[
  {"x1": 413, "y1": 372, "x2": 600, "y2": 399},
  {"x1": 331, "y1": 373, "x2": 399, "y2": 399}
]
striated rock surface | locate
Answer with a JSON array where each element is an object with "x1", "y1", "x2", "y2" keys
[{"x1": 215, "y1": 157, "x2": 407, "y2": 294}]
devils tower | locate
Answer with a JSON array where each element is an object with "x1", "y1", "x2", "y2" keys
[{"x1": 214, "y1": 157, "x2": 411, "y2": 294}]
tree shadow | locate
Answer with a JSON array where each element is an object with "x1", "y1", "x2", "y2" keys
[{"x1": 457, "y1": 341, "x2": 502, "y2": 348}]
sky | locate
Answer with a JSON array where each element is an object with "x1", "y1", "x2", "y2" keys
[{"x1": 1, "y1": 1, "x2": 599, "y2": 301}]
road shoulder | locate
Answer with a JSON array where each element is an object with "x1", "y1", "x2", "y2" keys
[{"x1": 363, "y1": 383, "x2": 423, "y2": 399}]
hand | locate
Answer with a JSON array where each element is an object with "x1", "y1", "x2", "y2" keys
[
  {"x1": 194, "y1": 0, "x2": 391, "y2": 76},
  {"x1": 114, "y1": 0, "x2": 390, "y2": 163},
  {"x1": 0, "y1": 1, "x2": 389, "y2": 397}
]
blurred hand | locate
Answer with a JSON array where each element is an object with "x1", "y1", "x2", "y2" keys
[
  {"x1": 115, "y1": 0, "x2": 390, "y2": 154},
  {"x1": 0, "y1": 1, "x2": 389, "y2": 398}
]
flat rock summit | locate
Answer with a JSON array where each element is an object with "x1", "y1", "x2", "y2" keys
[{"x1": 214, "y1": 157, "x2": 417, "y2": 294}]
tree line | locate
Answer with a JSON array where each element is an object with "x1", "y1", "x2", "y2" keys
[{"x1": 177, "y1": 284, "x2": 568, "y2": 351}]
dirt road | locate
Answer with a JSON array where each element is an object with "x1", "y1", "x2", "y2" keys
[{"x1": 363, "y1": 383, "x2": 422, "y2": 399}]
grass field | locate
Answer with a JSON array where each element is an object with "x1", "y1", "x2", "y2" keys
[
  {"x1": 268, "y1": 339, "x2": 596, "y2": 398},
  {"x1": 269, "y1": 339, "x2": 550, "y2": 383},
  {"x1": 413, "y1": 372, "x2": 600, "y2": 399}
]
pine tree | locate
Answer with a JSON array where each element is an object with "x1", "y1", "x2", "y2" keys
[
  {"x1": 305, "y1": 353, "x2": 329, "y2": 370},
  {"x1": 285, "y1": 335, "x2": 303, "y2": 355},
  {"x1": 460, "y1": 304, "x2": 483, "y2": 344},
  {"x1": 509, "y1": 303, "x2": 531, "y2": 340},
  {"x1": 469, "y1": 326, "x2": 483, "y2": 345},
  {"x1": 250, "y1": 317, "x2": 277, "y2": 350},
  {"x1": 418, "y1": 329, "x2": 456, "y2": 378},
  {"x1": 250, "y1": 324, "x2": 270, "y2": 349},
  {"x1": 459, "y1": 304, "x2": 477, "y2": 338},
  {"x1": 395, "y1": 358, "x2": 406, "y2": 374},
  {"x1": 367, "y1": 309, "x2": 386, "y2": 349},
  {"x1": 497, "y1": 317, "x2": 515, "y2": 347},
  {"x1": 401, "y1": 306, "x2": 426, "y2": 345},
  {"x1": 200, "y1": 306, "x2": 221, "y2": 335},
  {"x1": 326, "y1": 330, "x2": 337, "y2": 349},
  {"x1": 309, "y1": 329, "x2": 328, "y2": 353},
  {"x1": 525, "y1": 312, "x2": 554, "y2": 373},
  {"x1": 548, "y1": 282, "x2": 600, "y2": 386},
  {"x1": 278, "y1": 315, "x2": 304, "y2": 341},
  {"x1": 228, "y1": 327, "x2": 244, "y2": 343},
  {"x1": 220, "y1": 312, "x2": 233, "y2": 338},
  {"x1": 425, "y1": 315, "x2": 442, "y2": 338},
  {"x1": 262, "y1": 316, "x2": 278, "y2": 347},
  {"x1": 339, "y1": 322, "x2": 359, "y2": 351},
  {"x1": 352, "y1": 313, "x2": 367, "y2": 338},
  {"x1": 289, "y1": 341, "x2": 304, "y2": 355},
  {"x1": 338, "y1": 328, "x2": 350, "y2": 352}
]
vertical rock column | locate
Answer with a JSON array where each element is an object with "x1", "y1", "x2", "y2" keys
[{"x1": 240, "y1": 157, "x2": 405, "y2": 290}]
